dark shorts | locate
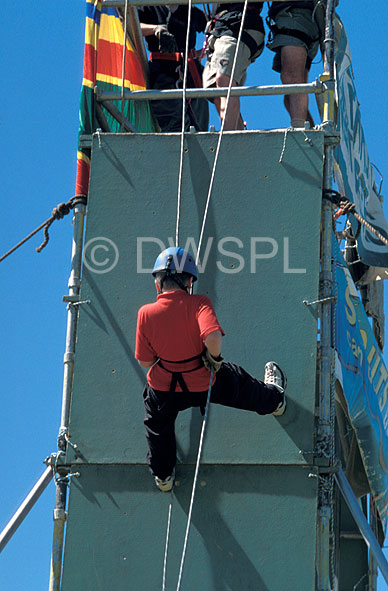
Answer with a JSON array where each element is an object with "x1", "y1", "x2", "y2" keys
[{"x1": 267, "y1": 6, "x2": 321, "y2": 73}]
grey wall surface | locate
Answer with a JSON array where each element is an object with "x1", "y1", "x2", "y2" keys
[
  {"x1": 62, "y1": 464, "x2": 318, "y2": 591},
  {"x1": 67, "y1": 131, "x2": 323, "y2": 466},
  {"x1": 62, "y1": 130, "x2": 324, "y2": 590}
]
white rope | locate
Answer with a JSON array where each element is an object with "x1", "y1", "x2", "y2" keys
[
  {"x1": 175, "y1": 368, "x2": 214, "y2": 591},
  {"x1": 196, "y1": 0, "x2": 249, "y2": 265},
  {"x1": 120, "y1": 0, "x2": 129, "y2": 132},
  {"x1": 162, "y1": 500, "x2": 173, "y2": 591},
  {"x1": 175, "y1": 1, "x2": 193, "y2": 246},
  {"x1": 170, "y1": 6, "x2": 248, "y2": 584}
]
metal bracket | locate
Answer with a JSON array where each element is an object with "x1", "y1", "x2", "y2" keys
[
  {"x1": 54, "y1": 472, "x2": 80, "y2": 486},
  {"x1": 45, "y1": 451, "x2": 65, "y2": 469},
  {"x1": 322, "y1": 127, "x2": 340, "y2": 146},
  {"x1": 303, "y1": 296, "x2": 336, "y2": 306},
  {"x1": 62, "y1": 295, "x2": 91, "y2": 308},
  {"x1": 63, "y1": 295, "x2": 80, "y2": 303},
  {"x1": 69, "y1": 299, "x2": 91, "y2": 308}
]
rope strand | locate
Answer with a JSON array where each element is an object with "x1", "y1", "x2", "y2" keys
[
  {"x1": 162, "y1": 500, "x2": 173, "y2": 591},
  {"x1": 196, "y1": 0, "x2": 249, "y2": 265},
  {"x1": 326, "y1": 190, "x2": 388, "y2": 247},
  {"x1": 176, "y1": 0, "x2": 193, "y2": 246},
  {"x1": 0, "y1": 195, "x2": 87, "y2": 263},
  {"x1": 175, "y1": 368, "x2": 214, "y2": 591}
]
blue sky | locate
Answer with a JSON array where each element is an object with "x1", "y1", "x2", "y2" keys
[{"x1": 0, "y1": 1, "x2": 387, "y2": 590}]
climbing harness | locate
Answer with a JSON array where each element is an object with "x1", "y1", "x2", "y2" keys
[
  {"x1": 157, "y1": 353, "x2": 205, "y2": 400},
  {"x1": 0, "y1": 195, "x2": 87, "y2": 263},
  {"x1": 206, "y1": 7, "x2": 264, "y2": 61},
  {"x1": 266, "y1": 21, "x2": 319, "y2": 48}
]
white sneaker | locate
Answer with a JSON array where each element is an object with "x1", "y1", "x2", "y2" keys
[
  {"x1": 264, "y1": 361, "x2": 287, "y2": 416},
  {"x1": 155, "y1": 473, "x2": 174, "y2": 492}
]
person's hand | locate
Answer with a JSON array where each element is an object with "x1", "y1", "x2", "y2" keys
[
  {"x1": 202, "y1": 349, "x2": 224, "y2": 372},
  {"x1": 154, "y1": 25, "x2": 178, "y2": 54}
]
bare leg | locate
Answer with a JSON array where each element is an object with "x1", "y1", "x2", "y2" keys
[
  {"x1": 214, "y1": 72, "x2": 244, "y2": 131},
  {"x1": 284, "y1": 78, "x2": 315, "y2": 127},
  {"x1": 280, "y1": 45, "x2": 309, "y2": 126}
]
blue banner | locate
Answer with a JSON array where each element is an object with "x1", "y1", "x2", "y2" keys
[
  {"x1": 334, "y1": 21, "x2": 388, "y2": 268},
  {"x1": 335, "y1": 243, "x2": 388, "y2": 533}
]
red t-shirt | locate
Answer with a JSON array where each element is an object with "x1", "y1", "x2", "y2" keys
[{"x1": 135, "y1": 290, "x2": 225, "y2": 392}]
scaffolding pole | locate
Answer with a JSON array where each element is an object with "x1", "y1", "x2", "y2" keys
[
  {"x1": 316, "y1": 1, "x2": 336, "y2": 590},
  {"x1": 335, "y1": 469, "x2": 388, "y2": 586},
  {"x1": 0, "y1": 467, "x2": 53, "y2": 553},
  {"x1": 104, "y1": 0, "x2": 300, "y2": 6},
  {"x1": 49, "y1": 198, "x2": 87, "y2": 591},
  {"x1": 97, "y1": 80, "x2": 324, "y2": 103}
]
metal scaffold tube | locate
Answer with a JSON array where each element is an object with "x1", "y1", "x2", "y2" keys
[
  {"x1": 335, "y1": 469, "x2": 388, "y2": 586},
  {"x1": 316, "y1": 1, "x2": 336, "y2": 589},
  {"x1": 103, "y1": 0, "x2": 293, "y2": 6},
  {"x1": 59, "y1": 200, "x2": 87, "y2": 435},
  {"x1": 97, "y1": 80, "x2": 324, "y2": 103},
  {"x1": 0, "y1": 467, "x2": 53, "y2": 553},
  {"x1": 49, "y1": 199, "x2": 87, "y2": 591}
]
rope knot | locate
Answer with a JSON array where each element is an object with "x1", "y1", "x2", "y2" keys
[
  {"x1": 52, "y1": 202, "x2": 71, "y2": 220},
  {"x1": 36, "y1": 196, "x2": 84, "y2": 253},
  {"x1": 339, "y1": 199, "x2": 355, "y2": 215}
]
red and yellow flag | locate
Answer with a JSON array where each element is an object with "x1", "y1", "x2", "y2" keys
[{"x1": 76, "y1": 0, "x2": 156, "y2": 196}]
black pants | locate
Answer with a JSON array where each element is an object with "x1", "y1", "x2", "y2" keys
[
  {"x1": 149, "y1": 60, "x2": 209, "y2": 132},
  {"x1": 143, "y1": 361, "x2": 282, "y2": 479}
]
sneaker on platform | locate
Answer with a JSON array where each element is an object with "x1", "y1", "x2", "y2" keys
[
  {"x1": 155, "y1": 473, "x2": 174, "y2": 492},
  {"x1": 264, "y1": 361, "x2": 287, "y2": 416}
]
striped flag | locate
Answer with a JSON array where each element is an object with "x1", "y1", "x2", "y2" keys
[{"x1": 76, "y1": 0, "x2": 156, "y2": 196}]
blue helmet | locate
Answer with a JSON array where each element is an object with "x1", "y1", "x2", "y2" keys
[{"x1": 152, "y1": 247, "x2": 198, "y2": 282}]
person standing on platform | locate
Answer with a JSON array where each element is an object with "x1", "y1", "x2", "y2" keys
[
  {"x1": 202, "y1": 3, "x2": 265, "y2": 130},
  {"x1": 135, "y1": 247, "x2": 287, "y2": 492},
  {"x1": 267, "y1": 1, "x2": 337, "y2": 128},
  {"x1": 138, "y1": 5, "x2": 209, "y2": 132}
]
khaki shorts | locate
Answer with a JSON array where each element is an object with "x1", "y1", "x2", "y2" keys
[
  {"x1": 203, "y1": 29, "x2": 264, "y2": 87},
  {"x1": 267, "y1": 7, "x2": 321, "y2": 72}
]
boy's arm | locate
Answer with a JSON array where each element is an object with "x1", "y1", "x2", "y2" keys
[
  {"x1": 204, "y1": 330, "x2": 222, "y2": 357},
  {"x1": 137, "y1": 359, "x2": 157, "y2": 369}
]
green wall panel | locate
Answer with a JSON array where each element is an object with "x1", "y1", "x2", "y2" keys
[
  {"x1": 61, "y1": 465, "x2": 318, "y2": 591},
  {"x1": 339, "y1": 495, "x2": 369, "y2": 590},
  {"x1": 67, "y1": 131, "x2": 323, "y2": 466}
]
